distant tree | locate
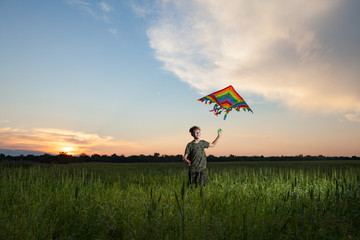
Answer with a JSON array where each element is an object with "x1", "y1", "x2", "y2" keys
[
  {"x1": 79, "y1": 153, "x2": 90, "y2": 162},
  {"x1": 59, "y1": 152, "x2": 70, "y2": 156},
  {"x1": 57, "y1": 152, "x2": 73, "y2": 164},
  {"x1": 91, "y1": 154, "x2": 101, "y2": 162},
  {"x1": 26, "y1": 154, "x2": 36, "y2": 162},
  {"x1": 38, "y1": 153, "x2": 54, "y2": 163}
]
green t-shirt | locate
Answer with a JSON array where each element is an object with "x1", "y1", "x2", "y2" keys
[{"x1": 185, "y1": 140, "x2": 210, "y2": 172}]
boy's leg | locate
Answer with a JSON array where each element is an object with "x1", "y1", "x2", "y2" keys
[
  {"x1": 199, "y1": 169, "x2": 206, "y2": 186},
  {"x1": 190, "y1": 171, "x2": 199, "y2": 186}
]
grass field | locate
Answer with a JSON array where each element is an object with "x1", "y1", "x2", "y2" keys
[{"x1": 1, "y1": 161, "x2": 359, "y2": 239}]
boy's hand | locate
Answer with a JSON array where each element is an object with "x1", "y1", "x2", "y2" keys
[{"x1": 183, "y1": 155, "x2": 191, "y2": 166}]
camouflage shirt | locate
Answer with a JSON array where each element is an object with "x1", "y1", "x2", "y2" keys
[{"x1": 185, "y1": 140, "x2": 210, "y2": 172}]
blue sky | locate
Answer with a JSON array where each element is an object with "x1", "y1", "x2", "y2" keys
[{"x1": 1, "y1": 0, "x2": 360, "y2": 157}]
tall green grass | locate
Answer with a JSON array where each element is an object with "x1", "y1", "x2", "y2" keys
[{"x1": 1, "y1": 161, "x2": 359, "y2": 239}]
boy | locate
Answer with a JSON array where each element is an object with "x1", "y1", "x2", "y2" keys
[{"x1": 183, "y1": 126, "x2": 222, "y2": 186}]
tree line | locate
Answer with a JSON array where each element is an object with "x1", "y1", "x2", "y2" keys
[{"x1": 0, "y1": 152, "x2": 359, "y2": 164}]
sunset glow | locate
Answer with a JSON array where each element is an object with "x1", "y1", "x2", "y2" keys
[{"x1": 60, "y1": 147, "x2": 76, "y2": 156}]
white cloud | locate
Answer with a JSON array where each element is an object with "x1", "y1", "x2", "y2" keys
[
  {"x1": 131, "y1": 2, "x2": 150, "y2": 18},
  {"x1": 67, "y1": 0, "x2": 114, "y2": 27},
  {"x1": 145, "y1": 0, "x2": 360, "y2": 121},
  {"x1": 67, "y1": 0, "x2": 96, "y2": 18},
  {"x1": 100, "y1": 1, "x2": 112, "y2": 12}
]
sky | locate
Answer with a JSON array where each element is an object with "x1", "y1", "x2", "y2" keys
[{"x1": 1, "y1": 0, "x2": 359, "y2": 157}]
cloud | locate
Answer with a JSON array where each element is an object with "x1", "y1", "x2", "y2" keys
[
  {"x1": 100, "y1": 1, "x2": 112, "y2": 12},
  {"x1": 145, "y1": 0, "x2": 360, "y2": 121},
  {"x1": 344, "y1": 110, "x2": 360, "y2": 123},
  {"x1": 67, "y1": 0, "x2": 114, "y2": 25},
  {"x1": 109, "y1": 27, "x2": 118, "y2": 35},
  {"x1": 131, "y1": 2, "x2": 150, "y2": 18},
  {"x1": 67, "y1": 0, "x2": 96, "y2": 18},
  {"x1": 0, "y1": 127, "x2": 139, "y2": 155}
]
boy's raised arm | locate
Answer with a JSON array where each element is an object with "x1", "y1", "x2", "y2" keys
[{"x1": 209, "y1": 130, "x2": 222, "y2": 148}]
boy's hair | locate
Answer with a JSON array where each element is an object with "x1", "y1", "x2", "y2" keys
[{"x1": 189, "y1": 126, "x2": 201, "y2": 135}]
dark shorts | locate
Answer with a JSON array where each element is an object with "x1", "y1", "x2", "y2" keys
[{"x1": 188, "y1": 169, "x2": 206, "y2": 187}]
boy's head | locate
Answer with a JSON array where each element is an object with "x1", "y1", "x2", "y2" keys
[{"x1": 189, "y1": 126, "x2": 201, "y2": 139}]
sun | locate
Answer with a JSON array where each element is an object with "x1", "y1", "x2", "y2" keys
[{"x1": 60, "y1": 147, "x2": 75, "y2": 155}]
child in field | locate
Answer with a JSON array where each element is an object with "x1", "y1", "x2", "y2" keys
[{"x1": 183, "y1": 126, "x2": 222, "y2": 187}]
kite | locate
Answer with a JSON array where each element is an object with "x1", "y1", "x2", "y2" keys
[{"x1": 198, "y1": 85, "x2": 253, "y2": 120}]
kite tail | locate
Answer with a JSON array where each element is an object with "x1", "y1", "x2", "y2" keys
[
  {"x1": 224, "y1": 108, "x2": 233, "y2": 120},
  {"x1": 210, "y1": 104, "x2": 222, "y2": 116}
]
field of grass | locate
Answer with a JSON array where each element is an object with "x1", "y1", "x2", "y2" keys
[{"x1": 1, "y1": 161, "x2": 359, "y2": 239}]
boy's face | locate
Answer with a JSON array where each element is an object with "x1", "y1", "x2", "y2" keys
[{"x1": 193, "y1": 129, "x2": 201, "y2": 140}]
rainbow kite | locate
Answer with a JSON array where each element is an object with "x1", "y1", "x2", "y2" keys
[{"x1": 198, "y1": 85, "x2": 253, "y2": 120}]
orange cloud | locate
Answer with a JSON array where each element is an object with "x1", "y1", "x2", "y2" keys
[{"x1": 0, "y1": 127, "x2": 139, "y2": 155}]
